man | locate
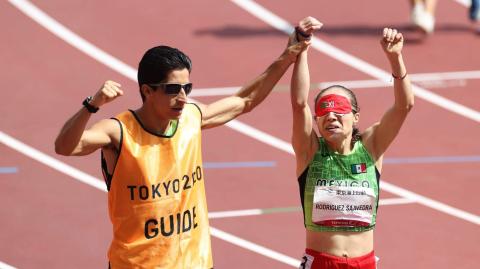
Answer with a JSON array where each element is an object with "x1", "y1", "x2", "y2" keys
[{"x1": 55, "y1": 37, "x2": 308, "y2": 268}]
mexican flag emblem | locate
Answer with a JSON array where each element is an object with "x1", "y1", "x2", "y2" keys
[
  {"x1": 351, "y1": 163, "x2": 367, "y2": 174},
  {"x1": 321, "y1": 100, "x2": 335, "y2": 108}
]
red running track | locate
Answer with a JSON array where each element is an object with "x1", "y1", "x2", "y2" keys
[{"x1": 1, "y1": 0, "x2": 479, "y2": 268}]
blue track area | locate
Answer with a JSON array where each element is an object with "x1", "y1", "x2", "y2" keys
[{"x1": 0, "y1": 167, "x2": 18, "y2": 174}]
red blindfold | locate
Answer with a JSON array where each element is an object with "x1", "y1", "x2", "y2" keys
[{"x1": 315, "y1": 94, "x2": 352, "y2": 117}]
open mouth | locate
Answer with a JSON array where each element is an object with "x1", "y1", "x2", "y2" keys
[{"x1": 325, "y1": 125, "x2": 340, "y2": 131}]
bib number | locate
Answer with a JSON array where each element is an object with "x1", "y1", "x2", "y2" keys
[{"x1": 312, "y1": 185, "x2": 376, "y2": 227}]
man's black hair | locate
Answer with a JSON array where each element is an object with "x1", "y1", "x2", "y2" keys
[{"x1": 137, "y1": 46, "x2": 192, "y2": 102}]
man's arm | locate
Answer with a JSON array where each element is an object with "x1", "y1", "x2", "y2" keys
[
  {"x1": 197, "y1": 39, "x2": 309, "y2": 129},
  {"x1": 54, "y1": 80, "x2": 123, "y2": 156}
]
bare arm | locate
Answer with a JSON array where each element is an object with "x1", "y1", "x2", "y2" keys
[
  {"x1": 197, "y1": 39, "x2": 310, "y2": 129},
  {"x1": 362, "y1": 28, "x2": 414, "y2": 165},
  {"x1": 291, "y1": 50, "x2": 317, "y2": 176},
  {"x1": 291, "y1": 17, "x2": 323, "y2": 176},
  {"x1": 54, "y1": 80, "x2": 123, "y2": 155}
]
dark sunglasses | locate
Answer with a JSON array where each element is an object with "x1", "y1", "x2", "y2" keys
[{"x1": 148, "y1": 83, "x2": 193, "y2": 96}]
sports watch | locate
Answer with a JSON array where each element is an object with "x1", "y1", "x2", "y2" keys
[{"x1": 82, "y1": 96, "x2": 99, "y2": 113}]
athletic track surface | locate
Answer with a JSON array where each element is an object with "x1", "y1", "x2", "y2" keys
[{"x1": 1, "y1": 0, "x2": 479, "y2": 268}]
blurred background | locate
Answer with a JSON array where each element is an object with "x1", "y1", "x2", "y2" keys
[{"x1": 1, "y1": 0, "x2": 479, "y2": 268}]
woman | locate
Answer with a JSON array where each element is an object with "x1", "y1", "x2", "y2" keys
[{"x1": 290, "y1": 17, "x2": 414, "y2": 269}]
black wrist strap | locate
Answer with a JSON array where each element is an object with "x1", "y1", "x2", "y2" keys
[
  {"x1": 295, "y1": 26, "x2": 312, "y2": 41},
  {"x1": 82, "y1": 96, "x2": 99, "y2": 113},
  {"x1": 392, "y1": 72, "x2": 408, "y2": 80}
]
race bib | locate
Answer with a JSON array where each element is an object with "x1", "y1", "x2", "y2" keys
[{"x1": 312, "y1": 185, "x2": 376, "y2": 227}]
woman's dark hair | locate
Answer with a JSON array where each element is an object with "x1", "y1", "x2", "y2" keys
[
  {"x1": 314, "y1": 85, "x2": 361, "y2": 148},
  {"x1": 137, "y1": 45, "x2": 192, "y2": 102}
]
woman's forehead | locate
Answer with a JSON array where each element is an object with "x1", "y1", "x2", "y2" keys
[{"x1": 320, "y1": 87, "x2": 350, "y2": 99}]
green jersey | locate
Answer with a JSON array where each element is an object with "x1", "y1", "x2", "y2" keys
[{"x1": 298, "y1": 138, "x2": 380, "y2": 232}]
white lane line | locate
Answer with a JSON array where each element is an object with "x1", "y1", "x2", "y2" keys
[
  {"x1": 0, "y1": 130, "x2": 299, "y2": 268},
  {"x1": 226, "y1": 120, "x2": 295, "y2": 154},
  {"x1": 209, "y1": 198, "x2": 415, "y2": 219},
  {"x1": 379, "y1": 197, "x2": 414, "y2": 206},
  {"x1": 408, "y1": 70, "x2": 480, "y2": 81},
  {"x1": 7, "y1": 0, "x2": 479, "y2": 267},
  {"x1": 0, "y1": 132, "x2": 106, "y2": 191},
  {"x1": 381, "y1": 181, "x2": 480, "y2": 225},
  {"x1": 210, "y1": 208, "x2": 266, "y2": 219},
  {"x1": 210, "y1": 227, "x2": 301, "y2": 267},
  {"x1": 231, "y1": 0, "x2": 480, "y2": 123},
  {"x1": 453, "y1": 0, "x2": 469, "y2": 7},
  {"x1": 330, "y1": 69, "x2": 480, "y2": 90},
  {"x1": 191, "y1": 69, "x2": 480, "y2": 97},
  {"x1": 7, "y1": 0, "x2": 137, "y2": 81},
  {"x1": 191, "y1": 86, "x2": 241, "y2": 97},
  {"x1": 0, "y1": 261, "x2": 17, "y2": 269}
]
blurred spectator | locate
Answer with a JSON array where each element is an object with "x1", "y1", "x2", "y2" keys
[{"x1": 410, "y1": 0, "x2": 437, "y2": 34}]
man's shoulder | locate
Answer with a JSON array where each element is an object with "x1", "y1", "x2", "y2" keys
[
  {"x1": 92, "y1": 118, "x2": 122, "y2": 139},
  {"x1": 186, "y1": 103, "x2": 202, "y2": 117}
]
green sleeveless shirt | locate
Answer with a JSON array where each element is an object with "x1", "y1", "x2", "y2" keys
[{"x1": 298, "y1": 138, "x2": 380, "y2": 232}]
